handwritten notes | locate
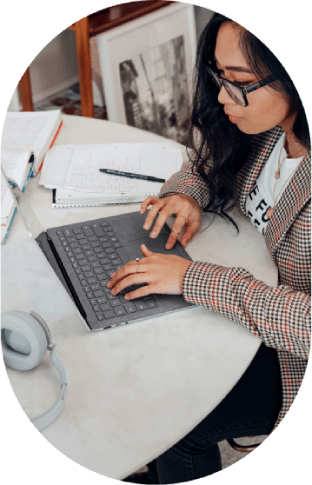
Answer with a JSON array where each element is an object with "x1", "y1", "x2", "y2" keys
[{"x1": 39, "y1": 143, "x2": 183, "y2": 195}]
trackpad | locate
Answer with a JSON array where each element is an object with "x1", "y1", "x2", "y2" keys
[{"x1": 126, "y1": 234, "x2": 184, "y2": 260}]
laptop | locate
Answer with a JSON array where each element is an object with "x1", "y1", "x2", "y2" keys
[{"x1": 13, "y1": 186, "x2": 193, "y2": 331}]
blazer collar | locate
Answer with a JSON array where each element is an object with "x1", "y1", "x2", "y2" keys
[{"x1": 238, "y1": 126, "x2": 311, "y2": 259}]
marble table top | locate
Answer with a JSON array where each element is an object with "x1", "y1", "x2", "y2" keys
[{"x1": 1, "y1": 115, "x2": 278, "y2": 479}]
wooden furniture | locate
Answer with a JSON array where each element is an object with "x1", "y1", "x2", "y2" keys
[{"x1": 18, "y1": 1, "x2": 173, "y2": 117}]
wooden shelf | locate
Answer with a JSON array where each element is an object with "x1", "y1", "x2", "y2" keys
[{"x1": 20, "y1": 1, "x2": 173, "y2": 117}]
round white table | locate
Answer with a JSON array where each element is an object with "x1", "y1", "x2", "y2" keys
[{"x1": 1, "y1": 115, "x2": 277, "y2": 479}]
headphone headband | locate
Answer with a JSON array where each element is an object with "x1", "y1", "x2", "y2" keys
[{"x1": 1, "y1": 311, "x2": 67, "y2": 432}]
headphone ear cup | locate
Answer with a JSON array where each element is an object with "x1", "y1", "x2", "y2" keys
[{"x1": 1, "y1": 311, "x2": 48, "y2": 371}]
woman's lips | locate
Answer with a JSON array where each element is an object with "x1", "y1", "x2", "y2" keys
[{"x1": 225, "y1": 112, "x2": 243, "y2": 124}]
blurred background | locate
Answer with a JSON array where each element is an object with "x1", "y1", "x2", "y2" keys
[{"x1": 7, "y1": 0, "x2": 214, "y2": 143}]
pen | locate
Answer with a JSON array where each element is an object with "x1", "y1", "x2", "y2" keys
[{"x1": 99, "y1": 168, "x2": 165, "y2": 183}]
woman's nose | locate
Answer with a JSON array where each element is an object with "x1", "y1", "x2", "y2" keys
[{"x1": 217, "y1": 85, "x2": 236, "y2": 106}]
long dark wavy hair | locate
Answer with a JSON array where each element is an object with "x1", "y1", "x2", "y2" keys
[{"x1": 188, "y1": 12, "x2": 310, "y2": 227}]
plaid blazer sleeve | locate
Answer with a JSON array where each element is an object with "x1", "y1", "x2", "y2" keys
[
  {"x1": 183, "y1": 262, "x2": 310, "y2": 360},
  {"x1": 158, "y1": 160, "x2": 211, "y2": 208}
]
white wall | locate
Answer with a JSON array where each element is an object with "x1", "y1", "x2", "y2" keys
[{"x1": 8, "y1": 5, "x2": 214, "y2": 112}]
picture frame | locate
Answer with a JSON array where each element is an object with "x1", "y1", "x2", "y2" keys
[{"x1": 97, "y1": 2, "x2": 197, "y2": 144}]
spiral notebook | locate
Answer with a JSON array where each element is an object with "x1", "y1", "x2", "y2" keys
[
  {"x1": 52, "y1": 188, "x2": 156, "y2": 208},
  {"x1": 40, "y1": 143, "x2": 184, "y2": 208}
]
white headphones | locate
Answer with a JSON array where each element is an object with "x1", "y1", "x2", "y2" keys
[{"x1": 1, "y1": 310, "x2": 67, "y2": 432}]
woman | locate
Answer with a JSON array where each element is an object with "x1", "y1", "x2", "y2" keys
[{"x1": 108, "y1": 13, "x2": 311, "y2": 483}]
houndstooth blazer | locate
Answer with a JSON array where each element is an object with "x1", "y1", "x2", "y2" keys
[{"x1": 159, "y1": 126, "x2": 311, "y2": 428}]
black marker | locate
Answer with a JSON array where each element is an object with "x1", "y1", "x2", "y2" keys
[{"x1": 99, "y1": 168, "x2": 165, "y2": 183}]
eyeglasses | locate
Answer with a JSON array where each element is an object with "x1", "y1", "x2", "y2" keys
[{"x1": 205, "y1": 63, "x2": 276, "y2": 107}]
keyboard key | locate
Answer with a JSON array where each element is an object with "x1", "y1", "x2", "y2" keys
[
  {"x1": 81, "y1": 280, "x2": 88, "y2": 287},
  {"x1": 104, "y1": 310, "x2": 115, "y2": 319},
  {"x1": 72, "y1": 248, "x2": 83, "y2": 254},
  {"x1": 62, "y1": 241, "x2": 68, "y2": 247},
  {"x1": 91, "y1": 283, "x2": 101, "y2": 291},
  {"x1": 97, "y1": 273, "x2": 108, "y2": 281},
  {"x1": 86, "y1": 292, "x2": 94, "y2": 299},
  {"x1": 56, "y1": 230, "x2": 64, "y2": 237},
  {"x1": 91, "y1": 241, "x2": 101, "y2": 248},
  {"x1": 84, "y1": 249, "x2": 94, "y2": 257},
  {"x1": 99, "y1": 257, "x2": 110, "y2": 264},
  {"x1": 124, "y1": 302, "x2": 137, "y2": 314},
  {"x1": 100, "y1": 221, "x2": 110, "y2": 227},
  {"x1": 84, "y1": 285, "x2": 91, "y2": 292},
  {"x1": 91, "y1": 223, "x2": 106, "y2": 237},
  {"x1": 100, "y1": 303, "x2": 111, "y2": 312},
  {"x1": 105, "y1": 247, "x2": 115, "y2": 254},
  {"x1": 76, "y1": 253, "x2": 86, "y2": 260},
  {"x1": 87, "y1": 256, "x2": 97, "y2": 262},
  {"x1": 87, "y1": 277, "x2": 97, "y2": 284},
  {"x1": 146, "y1": 299, "x2": 158, "y2": 309},
  {"x1": 94, "y1": 290, "x2": 104, "y2": 298},
  {"x1": 78, "y1": 273, "x2": 85, "y2": 281},
  {"x1": 63, "y1": 228, "x2": 74, "y2": 237},
  {"x1": 103, "y1": 263, "x2": 113, "y2": 271},
  {"x1": 110, "y1": 237, "x2": 119, "y2": 243},
  {"x1": 73, "y1": 227, "x2": 83, "y2": 234},
  {"x1": 69, "y1": 242, "x2": 80, "y2": 249},
  {"x1": 99, "y1": 236, "x2": 108, "y2": 243},
  {"x1": 106, "y1": 268, "x2": 115, "y2": 277},
  {"x1": 81, "y1": 244, "x2": 91, "y2": 251},
  {"x1": 81, "y1": 265, "x2": 92, "y2": 272},
  {"x1": 97, "y1": 296, "x2": 108, "y2": 304},
  {"x1": 84, "y1": 271, "x2": 94, "y2": 278},
  {"x1": 76, "y1": 233, "x2": 86, "y2": 240},
  {"x1": 102, "y1": 242, "x2": 112, "y2": 249},
  {"x1": 75, "y1": 268, "x2": 82, "y2": 275},
  {"x1": 113, "y1": 242, "x2": 122, "y2": 248},
  {"x1": 112, "y1": 259, "x2": 122, "y2": 266},
  {"x1": 96, "y1": 312, "x2": 104, "y2": 321},
  {"x1": 90, "y1": 261, "x2": 100, "y2": 268},
  {"x1": 82, "y1": 225, "x2": 94, "y2": 237},
  {"x1": 94, "y1": 267, "x2": 104, "y2": 274},
  {"x1": 113, "y1": 306, "x2": 126, "y2": 316},
  {"x1": 107, "y1": 293, "x2": 118, "y2": 300},
  {"x1": 78, "y1": 238, "x2": 88, "y2": 245},
  {"x1": 134, "y1": 301, "x2": 148, "y2": 311},
  {"x1": 99, "y1": 280, "x2": 109, "y2": 287},
  {"x1": 78, "y1": 259, "x2": 89, "y2": 266},
  {"x1": 107, "y1": 232, "x2": 115, "y2": 237},
  {"x1": 90, "y1": 299, "x2": 98, "y2": 306},
  {"x1": 108, "y1": 253, "x2": 118, "y2": 260},
  {"x1": 96, "y1": 252, "x2": 106, "y2": 259},
  {"x1": 88, "y1": 236, "x2": 98, "y2": 242},
  {"x1": 111, "y1": 298, "x2": 121, "y2": 307}
]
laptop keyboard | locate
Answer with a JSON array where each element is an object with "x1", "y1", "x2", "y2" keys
[{"x1": 53, "y1": 220, "x2": 158, "y2": 323}]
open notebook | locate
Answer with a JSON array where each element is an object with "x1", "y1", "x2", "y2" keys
[{"x1": 39, "y1": 143, "x2": 184, "y2": 207}]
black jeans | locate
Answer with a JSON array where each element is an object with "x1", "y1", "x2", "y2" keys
[{"x1": 146, "y1": 343, "x2": 282, "y2": 483}]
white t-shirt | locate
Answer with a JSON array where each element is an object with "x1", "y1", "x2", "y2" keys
[{"x1": 246, "y1": 133, "x2": 303, "y2": 235}]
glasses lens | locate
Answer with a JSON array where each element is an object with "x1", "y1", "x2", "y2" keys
[
  {"x1": 223, "y1": 81, "x2": 246, "y2": 106},
  {"x1": 207, "y1": 66, "x2": 221, "y2": 88}
]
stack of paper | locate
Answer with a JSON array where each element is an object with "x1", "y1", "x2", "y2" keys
[
  {"x1": 1, "y1": 109, "x2": 62, "y2": 189},
  {"x1": 39, "y1": 143, "x2": 183, "y2": 208},
  {"x1": 1, "y1": 168, "x2": 17, "y2": 243}
]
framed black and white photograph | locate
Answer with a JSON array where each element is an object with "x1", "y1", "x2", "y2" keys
[{"x1": 97, "y1": 2, "x2": 197, "y2": 143}]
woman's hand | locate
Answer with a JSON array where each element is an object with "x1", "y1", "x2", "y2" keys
[
  {"x1": 141, "y1": 194, "x2": 203, "y2": 249},
  {"x1": 107, "y1": 244, "x2": 192, "y2": 299}
]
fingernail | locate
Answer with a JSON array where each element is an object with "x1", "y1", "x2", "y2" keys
[
  {"x1": 143, "y1": 223, "x2": 148, "y2": 229},
  {"x1": 166, "y1": 243, "x2": 172, "y2": 249},
  {"x1": 150, "y1": 231, "x2": 157, "y2": 238},
  {"x1": 107, "y1": 281, "x2": 112, "y2": 288},
  {"x1": 125, "y1": 294, "x2": 130, "y2": 300}
]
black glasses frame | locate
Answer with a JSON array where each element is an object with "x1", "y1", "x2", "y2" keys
[{"x1": 205, "y1": 64, "x2": 276, "y2": 107}]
